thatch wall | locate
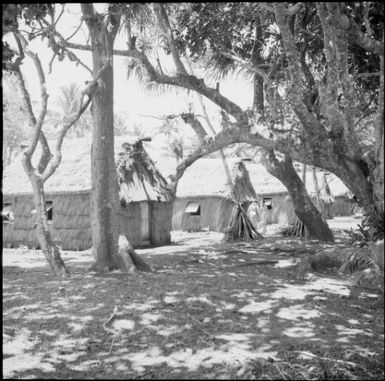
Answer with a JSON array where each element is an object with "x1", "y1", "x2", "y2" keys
[
  {"x1": 260, "y1": 193, "x2": 352, "y2": 225},
  {"x1": 151, "y1": 201, "x2": 173, "y2": 245},
  {"x1": 118, "y1": 201, "x2": 173, "y2": 246},
  {"x1": 258, "y1": 193, "x2": 297, "y2": 225},
  {"x1": 173, "y1": 196, "x2": 236, "y2": 232},
  {"x1": 3, "y1": 192, "x2": 92, "y2": 250},
  {"x1": 4, "y1": 191, "x2": 173, "y2": 250},
  {"x1": 117, "y1": 203, "x2": 143, "y2": 246},
  {"x1": 173, "y1": 193, "x2": 300, "y2": 232},
  {"x1": 4, "y1": 194, "x2": 40, "y2": 248},
  {"x1": 172, "y1": 190, "x2": 353, "y2": 233},
  {"x1": 50, "y1": 193, "x2": 92, "y2": 250}
]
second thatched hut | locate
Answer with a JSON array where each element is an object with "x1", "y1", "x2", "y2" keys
[{"x1": 166, "y1": 158, "x2": 351, "y2": 233}]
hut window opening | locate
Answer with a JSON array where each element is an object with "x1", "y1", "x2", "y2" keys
[
  {"x1": 46, "y1": 201, "x2": 53, "y2": 221},
  {"x1": 185, "y1": 202, "x2": 201, "y2": 216},
  {"x1": 2, "y1": 203, "x2": 14, "y2": 223},
  {"x1": 263, "y1": 198, "x2": 273, "y2": 210}
]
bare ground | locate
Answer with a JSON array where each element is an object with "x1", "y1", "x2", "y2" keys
[{"x1": 3, "y1": 217, "x2": 384, "y2": 379}]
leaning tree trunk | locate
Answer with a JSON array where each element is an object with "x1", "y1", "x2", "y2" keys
[
  {"x1": 370, "y1": 52, "x2": 384, "y2": 238},
  {"x1": 331, "y1": 157, "x2": 384, "y2": 240},
  {"x1": 263, "y1": 152, "x2": 334, "y2": 242},
  {"x1": 30, "y1": 176, "x2": 70, "y2": 276}
]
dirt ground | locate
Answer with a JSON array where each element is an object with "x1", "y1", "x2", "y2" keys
[{"x1": 3, "y1": 217, "x2": 384, "y2": 379}]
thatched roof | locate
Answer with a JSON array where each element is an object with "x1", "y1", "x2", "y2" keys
[
  {"x1": 116, "y1": 141, "x2": 173, "y2": 203},
  {"x1": 3, "y1": 137, "x2": 350, "y2": 201},
  {"x1": 2, "y1": 137, "x2": 173, "y2": 202},
  {"x1": 154, "y1": 158, "x2": 350, "y2": 199}
]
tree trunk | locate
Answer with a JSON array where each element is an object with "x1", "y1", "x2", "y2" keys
[
  {"x1": 263, "y1": 152, "x2": 334, "y2": 242},
  {"x1": 31, "y1": 177, "x2": 70, "y2": 277},
  {"x1": 87, "y1": 29, "x2": 121, "y2": 272},
  {"x1": 370, "y1": 52, "x2": 384, "y2": 238},
  {"x1": 301, "y1": 163, "x2": 309, "y2": 239},
  {"x1": 328, "y1": 156, "x2": 383, "y2": 239},
  {"x1": 312, "y1": 166, "x2": 326, "y2": 219},
  {"x1": 83, "y1": 5, "x2": 152, "y2": 273}
]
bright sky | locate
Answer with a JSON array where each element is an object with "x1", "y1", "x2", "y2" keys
[{"x1": 7, "y1": 3, "x2": 253, "y2": 131}]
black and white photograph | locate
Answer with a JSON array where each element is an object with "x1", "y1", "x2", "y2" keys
[{"x1": 2, "y1": 2, "x2": 384, "y2": 379}]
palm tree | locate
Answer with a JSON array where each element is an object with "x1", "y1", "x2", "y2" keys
[{"x1": 55, "y1": 83, "x2": 92, "y2": 138}]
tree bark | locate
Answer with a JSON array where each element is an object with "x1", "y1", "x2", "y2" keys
[
  {"x1": 251, "y1": 15, "x2": 265, "y2": 118},
  {"x1": 83, "y1": 7, "x2": 120, "y2": 272},
  {"x1": 262, "y1": 151, "x2": 334, "y2": 242},
  {"x1": 28, "y1": 173, "x2": 70, "y2": 276},
  {"x1": 312, "y1": 166, "x2": 325, "y2": 219}
]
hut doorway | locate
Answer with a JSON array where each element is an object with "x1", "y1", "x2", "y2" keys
[{"x1": 140, "y1": 202, "x2": 151, "y2": 245}]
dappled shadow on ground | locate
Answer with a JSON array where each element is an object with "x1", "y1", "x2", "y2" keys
[{"x1": 3, "y1": 231, "x2": 384, "y2": 379}]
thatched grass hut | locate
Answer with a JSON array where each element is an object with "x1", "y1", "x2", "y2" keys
[
  {"x1": 162, "y1": 158, "x2": 351, "y2": 233},
  {"x1": 2, "y1": 137, "x2": 173, "y2": 250}
]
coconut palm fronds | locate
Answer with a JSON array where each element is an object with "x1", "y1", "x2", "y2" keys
[
  {"x1": 338, "y1": 241, "x2": 384, "y2": 276},
  {"x1": 338, "y1": 240, "x2": 384, "y2": 293}
]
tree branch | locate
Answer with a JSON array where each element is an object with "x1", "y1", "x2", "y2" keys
[
  {"x1": 13, "y1": 33, "x2": 52, "y2": 173},
  {"x1": 329, "y1": 3, "x2": 361, "y2": 152},
  {"x1": 60, "y1": 35, "x2": 245, "y2": 120},
  {"x1": 273, "y1": 3, "x2": 329, "y2": 143},
  {"x1": 354, "y1": 72, "x2": 381, "y2": 80},
  {"x1": 217, "y1": 50, "x2": 269, "y2": 80},
  {"x1": 167, "y1": 127, "x2": 243, "y2": 192},
  {"x1": 341, "y1": 13, "x2": 383, "y2": 56},
  {"x1": 179, "y1": 113, "x2": 207, "y2": 144},
  {"x1": 41, "y1": 63, "x2": 108, "y2": 182},
  {"x1": 152, "y1": 3, "x2": 187, "y2": 75},
  {"x1": 122, "y1": 45, "x2": 245, "y2": 120}
]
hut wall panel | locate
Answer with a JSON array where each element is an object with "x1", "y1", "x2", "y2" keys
[
  {"x1": 118, "y1": 203, "x2": 142, "y2": 247},
  {"x1": 267, "y1": 195, "x2": 296, "y2": 225},
  {"x1": 13, "y1": 195, "x2": 35, "y2": 217},
  {"x1": 52, "y1": 193, "x2": 90, "y2": 217},
  {"x1": 172, "y1": 199, "x2": 185, "y2": 230},
  {"x1": 173, "y1": 194, "x2": 298, "y2": 232},
  {"x1": 180, "y1": 198, "x2": 203, "y2": 232},
  {"x1": 13, "y1": 216, "x2": 36, "y2": 230},
  {"x1": 174, "y1": 197, "x2": 235, "y2": 233},
  {"x1": 216, "y1": 199, "x2": 235, "y2": 231},
  {"x1": 53, "y1": 214, "x2": 91, "y2": 229},
  {"x1": 12, "y1": 195, "x2": 35, "y2": 229},
  {"x1": 55, "y1": 228, "x2": 92, "y2": 251},
  {"x1": 2, "y1": 223, "x2": 16, "y2": 248},
  {"x1": 4, "y1": 228, "x2": 40, "y2": 249},
  {"x1": 151, "y1": 202, "x2": 172, "y2": 244}
]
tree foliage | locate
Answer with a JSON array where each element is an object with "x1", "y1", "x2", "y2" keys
[{"x1": 2, "y1": 72, "x2": 30, "y2": 165}]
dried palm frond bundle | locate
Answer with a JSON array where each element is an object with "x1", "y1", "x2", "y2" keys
[
  {"x1": 279, "y1": 217, "x2": 307, "y2": 239},
  {"x1": 223, "y1": 202, "x2": 263, "y2": 242},
  {"x1": 116, "y1": 140, "x2": 173, "y2": 204}
]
